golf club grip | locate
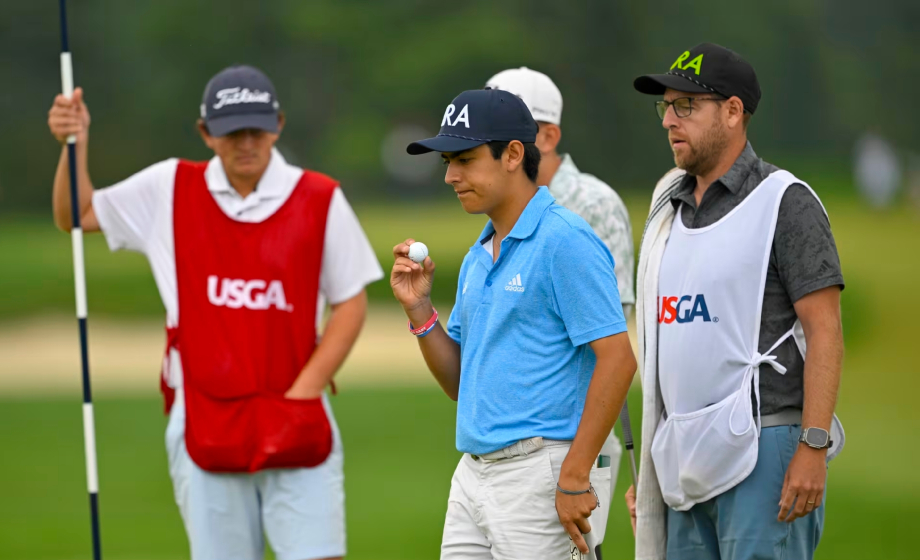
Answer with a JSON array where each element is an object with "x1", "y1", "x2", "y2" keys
[{"x1": 618, "y1": 402, "x2": 635, "y2": 449}]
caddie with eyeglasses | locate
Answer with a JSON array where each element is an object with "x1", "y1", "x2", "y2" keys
[{"x1": 625, "y1": 43, "x2": 847, "y2": 560}]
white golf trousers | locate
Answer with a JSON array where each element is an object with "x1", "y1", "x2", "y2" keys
[{"x1": 440, "y1": 440, "x2": 612, "y2": 560}]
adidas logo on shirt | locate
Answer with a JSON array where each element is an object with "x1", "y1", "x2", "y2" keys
[{"x1": 505, "y1": 273, "x2": 525, "y2": 293}]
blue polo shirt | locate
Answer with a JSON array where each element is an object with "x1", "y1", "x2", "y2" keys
[{"x1": 446, "y1": 186, "x2": 627, "y2": 455}]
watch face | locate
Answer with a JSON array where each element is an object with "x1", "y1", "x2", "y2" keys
[{"x1": 805, "y1": 428, "x2": 829, "y2": 447}]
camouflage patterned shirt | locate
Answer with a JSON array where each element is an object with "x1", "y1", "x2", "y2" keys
[{"x1": 548, "y1": 154, "x2": 636, "y2": 314}]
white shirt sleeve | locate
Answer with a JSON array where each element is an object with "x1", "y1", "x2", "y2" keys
[
  {"x1": 92, "y1": 158, "x2": 179, "y2": 254},
  {"x1": 320, "y1": 188, "x2": 384, "y2": 304}
]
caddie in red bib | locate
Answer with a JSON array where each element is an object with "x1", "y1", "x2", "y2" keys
[
  {"x1": 47, "y1": 65, "x2": 384, "y2": 560},
  {"x1": 174, "y1": 159, "x2": 336, "y2": 472}
]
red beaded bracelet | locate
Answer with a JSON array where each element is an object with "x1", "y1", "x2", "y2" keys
[{"x1": 408, "y1": 308, "x2": 439, "y2": 336}]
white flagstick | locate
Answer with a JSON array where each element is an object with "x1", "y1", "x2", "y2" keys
[{"x1": 59, "y1": 1, "x2": 102, "y2": 558}]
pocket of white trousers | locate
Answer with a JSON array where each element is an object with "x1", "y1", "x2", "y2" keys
[
  {"x1": 548, "y1": 446, "x2": 612, "y2": 557},
  {"x1": 586, "y1": 464, "x2": 612, "y2": 551},
  {"x1": 651, "y1": 387, "x2": 759, "y2": 510}
]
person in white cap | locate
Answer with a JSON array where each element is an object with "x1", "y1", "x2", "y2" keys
[
  {"x1": 486, "y1": 68, "x2": 635, "y2": 547},
  {"x1": 486, "y1": 67, "x2": 635, "y2": 320}
]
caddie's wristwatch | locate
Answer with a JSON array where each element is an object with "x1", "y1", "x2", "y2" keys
[{"x1": 799, "y1": 427, "x2": 833, "y2": 449}]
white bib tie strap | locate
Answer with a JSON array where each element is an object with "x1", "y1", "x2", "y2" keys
[
  {"x1": 751, "y1": 351, "x2": 787, "y2": 375},
  {"x1": 746, "y1": 326, "x2": 796, "y2": 432},
  {"x1": 753, "y1": 324, "x2": 796, "y2": 374}
]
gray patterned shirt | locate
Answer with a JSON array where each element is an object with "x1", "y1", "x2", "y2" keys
[{"x1": 549, "y1": 154, "x2": 636, "y2": 316}]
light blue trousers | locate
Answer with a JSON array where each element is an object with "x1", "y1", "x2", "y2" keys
[{"x1": 667, "y1": 425, "x2": 826, "y2": 560}]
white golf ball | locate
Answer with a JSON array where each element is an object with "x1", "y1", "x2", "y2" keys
[{"x1": 408, "y1": 242, "x2": 429, "y2": 264}]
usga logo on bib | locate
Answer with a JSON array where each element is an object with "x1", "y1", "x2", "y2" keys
[
  {"x1": 207, "y1": 275, "x2": 293, "y2": 312},
  {"x1": 659, "y1": 294, "x2": 717, "y2": 324}
]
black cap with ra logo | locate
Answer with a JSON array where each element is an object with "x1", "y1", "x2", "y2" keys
[
  {"x1": 633, "y1": 43, "x2": 761, "y2": 115},
  {"x1": 406, "y1": 88, "x2": 538, "y2": 155},
  {"x1": 200, "y1": 65, "x2": 281, "y2": 137}
]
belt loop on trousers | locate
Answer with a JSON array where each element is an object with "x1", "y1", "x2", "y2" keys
[{"x1": 473, "y1": 436, "x2": 569, "y2": 462}]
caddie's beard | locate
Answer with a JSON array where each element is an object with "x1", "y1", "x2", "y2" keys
[{"x1": 674, "y1": 117, "x2": 729, "y2": 177}]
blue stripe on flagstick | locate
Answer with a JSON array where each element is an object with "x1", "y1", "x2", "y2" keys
[
  {"x1": 58, "y1": 0, "x2": 70, "y2": 52},
  {"x1": 66, "y1": 143, "x2": 79, "y2": 227},
  {"x1": 78, "y1": 317, "x2": 92, "y2": 404},
  {"x1": 89, "y1": 492, "x2": 102, "y2": 560}
]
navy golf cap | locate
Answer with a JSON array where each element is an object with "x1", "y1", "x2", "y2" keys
[
  {"x1": 200, "y1": 65, "x2": 281, "y2": 137},
  {"x1": 407, "y1": 88, "x2": 538, "y2": 155}
]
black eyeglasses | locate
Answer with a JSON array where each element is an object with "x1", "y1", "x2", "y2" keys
[{"x1": 655, "y1": 97, "x2": 726, "y2": 120}]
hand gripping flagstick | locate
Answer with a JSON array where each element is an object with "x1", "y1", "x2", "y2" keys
[{"x1": 58, "y1": 1, "x2": 103, "y2": 559}]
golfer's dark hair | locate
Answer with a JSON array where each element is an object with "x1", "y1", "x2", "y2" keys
[{"x1": 488, "y1": 141, "x2": 541, "y2": 183}]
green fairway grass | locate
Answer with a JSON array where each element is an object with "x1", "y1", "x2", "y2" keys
[{"x1": 0, "y1": 387, "x2": 913, "y2": 560}]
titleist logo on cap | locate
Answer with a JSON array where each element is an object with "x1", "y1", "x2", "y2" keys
[{"x1": 213, "y1": 87, "x2": 274, "y2": 110}]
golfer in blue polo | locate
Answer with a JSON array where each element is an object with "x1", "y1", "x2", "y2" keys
[{"x1": 389, "y1": 88, "x2": 637, "y2": 560}]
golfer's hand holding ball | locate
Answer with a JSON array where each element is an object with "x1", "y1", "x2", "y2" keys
[
  {"x1": 391, "y1": 238, "x2": 436, "y2": 326},
  {"x1": 48, "y1": 87, "x2": 90, "y2": 145}
]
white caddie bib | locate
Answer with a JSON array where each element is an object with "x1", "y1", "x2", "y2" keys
[{"x1": 651, "y1": 170, "x2": 844, "y2": 511}]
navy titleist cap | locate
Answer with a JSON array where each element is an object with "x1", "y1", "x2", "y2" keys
[
  {"x1": 407, "y1": 88, "x2": 538, "y2": 155},
  {"x1": 200, "y1": 65, "x2": 281, "y2": 137}
]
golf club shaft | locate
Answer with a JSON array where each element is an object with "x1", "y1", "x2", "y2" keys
[
  {"x1": 619, "y1": 401, "x2": 638, "y2": 487},
  {"x1": 590, "y1": 402, "x2": 638, "y2": 560},
  {"x1": 59, "y1": 1, "x2": 102, "y2": 559}
]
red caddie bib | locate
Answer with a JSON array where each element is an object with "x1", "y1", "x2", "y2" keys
[{"x1": 169, "y1": 159, "x2": 336, "y2": 473}]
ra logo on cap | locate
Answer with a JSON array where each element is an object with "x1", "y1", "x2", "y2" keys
[
  {"x1": 441, "y1": 103, "x2": 470, "y2": 129},
  {"x1": 670, "y1": 51, "x2": 704, "y2": 75}
]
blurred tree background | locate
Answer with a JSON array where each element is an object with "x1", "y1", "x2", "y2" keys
[{"x1": 2, "y1": 0, "x2": 918, "y2": 214}]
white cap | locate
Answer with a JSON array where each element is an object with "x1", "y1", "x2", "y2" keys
[{"x1": 485, "y1": 67, "x2": 563, "y2": 125}]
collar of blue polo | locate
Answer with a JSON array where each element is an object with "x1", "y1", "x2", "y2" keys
[{"x1": 475, "y1": 186, "x2": 554, "y2": 246}]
